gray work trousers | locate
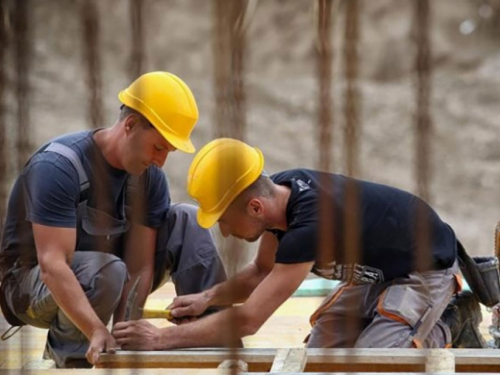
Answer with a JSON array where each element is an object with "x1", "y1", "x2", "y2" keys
[
  {"x1": 307, "y1": 261, "x2": 459, "y2": 349},
  {"x1": 2, "y1": 204, "x2": 226, "y2": 368}
]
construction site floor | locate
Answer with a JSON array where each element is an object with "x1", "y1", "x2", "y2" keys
[{"x1": 0, "y1": 282, "x2": 494, "y2": 370}]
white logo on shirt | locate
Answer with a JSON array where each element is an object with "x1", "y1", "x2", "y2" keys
[{"x1": 296, "y1": 179, "x2": 310, "y2": 192}]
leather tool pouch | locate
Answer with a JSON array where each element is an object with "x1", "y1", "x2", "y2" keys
[
  {"x1": 0, "y1": 275, "x2": 26, "y2": 327},
  {"x1": 457, "y1": 240, "x2": 500, "y2": 307}
]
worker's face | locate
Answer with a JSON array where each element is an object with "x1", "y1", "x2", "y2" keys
[
  {"x1": 218, "y1": 199, "x2": 267, "y2": 243},
  {"x1": 123, "y1": 116, "x2": 176, "y2": 175}
]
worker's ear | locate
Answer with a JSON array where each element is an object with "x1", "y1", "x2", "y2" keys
[
  {"x1": 124, "y1": 114, "x2": 140, "y2": 133},
  {"x1": 247, "y1": 198, "x2": 264, "y2": 218}
]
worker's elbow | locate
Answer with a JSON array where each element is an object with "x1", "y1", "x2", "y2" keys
[
  {"x1": 38, "y1": 257, "x2": 68, "y2": 284},
  {"x1": 242, "y1": 321, "x2": 260, "y2": 336},
  {"x1": 39, "y1": 262, "x2": 55, "y2": 283},
  {"x1": 39, "y1": 265, "x2": 55, "y2": 286},
  {"x1": 236, "y1": 307, "x2": 263, "y2": 337}
]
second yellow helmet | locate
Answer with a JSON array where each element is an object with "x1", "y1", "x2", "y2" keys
[{"x1": 187, "y1": 138, "x2": 265, "y2": 228}]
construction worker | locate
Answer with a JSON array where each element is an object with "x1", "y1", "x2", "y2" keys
[
  {"x1": 112, "y1": 137, "x2": 463, "y2": 350},
  {"x1": 0, "y1": 72, "x2": 226, "y2": 368}
]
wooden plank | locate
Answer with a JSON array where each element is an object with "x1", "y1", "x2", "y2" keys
[
  {"x1": 1, "y1": 372, "x2": 500, "y2": 375},
  {"x1": 0, "y1": 372, "x2": 238, "y2": 375},
  {"x1": 96, "y1": 348, "x2": 276, "y2": 370},
  {"x1": 97, "y1": 348, "x2": 500, "y2": 372},
  {"x1": 270, "y1": 348, "x2": 307, "y2": 373},
  {"x1": 218, "y1": 359, "x2": 248, "y2": 372}
]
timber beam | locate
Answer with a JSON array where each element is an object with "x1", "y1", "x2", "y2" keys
[{"x1": 96, "y1": 348, "x2": 500, "y2": 373}]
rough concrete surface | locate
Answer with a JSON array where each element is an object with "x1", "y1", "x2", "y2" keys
[{"x1": 1, "y1": 0, "x2": 499, "y2": 269}]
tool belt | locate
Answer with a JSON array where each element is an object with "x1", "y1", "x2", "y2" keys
[
  {"x1": 0, "y1": 273, "x2": 26, "y2": 327},
  {"x1": 457, "y1": 240, "x2": 500, "y2": 308}
]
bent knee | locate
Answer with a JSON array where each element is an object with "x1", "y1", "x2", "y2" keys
[
  {"x1": 86, "y1": 257, "x2": 128, "y2": 306},
  {"x1": 96, "y1": 258, "x2": 128, "y2": 292}
]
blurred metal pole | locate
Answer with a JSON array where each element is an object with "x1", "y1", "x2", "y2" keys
[
  {"x1": 342, "y1": 0, "x2": 362, "y2": 341},
  {"x1": 414, "y1": 0, "x2": 432, "y2": 203},
  {"x1": 127, "y1": 0, "x2": 147, "y2": 237},
  {"x1": 491, "y1": 222, "x2": 500, "y2": 348},
  {"x1": 314, "y1": 0, "x2": 338, "y2": 335},
  {"x1": 316, "y1": 0, "x2": 334, "y2": 173},
  {"x1": 129, "y1": 0, "x2": 144, "y2": 78},
  {"x1": 0, "y1": 0, "x2": 7, "y2": 235},
  {"x1": 80, "y1": 0, "x2": 113, "y2": 256},
  {"x1": 213, "y1": 0, "x2": 247, "y2": 140},
  {"x1": 212, "y1": 0, "x2": 249, "y2": 362},
  {"x1": 413, "y1": 0, "x2": 433, "y2": 271},
  {"x1": 343, "y1": 0, "x2": 360, "y2": 178},
  {"x1": 80, "y1": 0, "x2": 102, "y2": 129},
  {"x1": 13, "y1": 0, "x2": 32, "y2": 171},
  {"x1": 12, "y1": 0, "x2": 33, "y2": 361}
]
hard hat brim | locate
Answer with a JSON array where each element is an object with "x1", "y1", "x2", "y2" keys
[
  {"x1": 196, "y1": 208, "x2": 221, "y2": 229},
  {"x1": 155, "y1": 127, "x2": 196, "y2": 154}
]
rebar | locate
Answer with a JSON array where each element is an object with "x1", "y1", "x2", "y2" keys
[
  {"x1": 129, "y1": 0, "x2": 144, "y2": 78},
  {"x1": 0, "y1": 1, "x2": 7, "y2": 231},
  {"x1": 13, "y1": 0, "x2": 31, "y2": 171},
  {"x1": 413, "y1": 0, "x2": 433, "y2": 272},
  {"x1": 80, "y1": 0, "x2": 102, "y2": 130},
  {"x1": 213, "y1": 0, "x2": 247, "y2": 140}
]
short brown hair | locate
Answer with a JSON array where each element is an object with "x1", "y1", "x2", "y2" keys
[
  {"x1": 120, "y1": 105, "x2": 153, "y2": 129},
  {"x1": 234, "y1": 174, "x2": 275, "y2": 207}
]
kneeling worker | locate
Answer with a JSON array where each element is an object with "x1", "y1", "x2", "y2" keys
[{"x1": 113, "y1": 137, "x2": 461, "y2": 349}]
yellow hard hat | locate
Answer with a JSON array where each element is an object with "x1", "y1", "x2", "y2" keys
[
  {"x1": 118, "y1": 71, "x2": 199, "y2": 153},
  {"x1": 187, "y1": 138, "x2": 265, "y2": 228}
]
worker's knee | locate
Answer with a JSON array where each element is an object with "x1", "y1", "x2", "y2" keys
[
  {"x1": 92, "y1": 259, "x2": 127, "y2": 295},
  {"x1": 80, "y1": 254, "x2": 128, "y2": 311}
]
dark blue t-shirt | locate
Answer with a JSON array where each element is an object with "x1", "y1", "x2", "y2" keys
[
  {"x1": 0, "y1": 130, "x2": 170, "y2": 271},
  {"x1": 269, "y1": 169, "x2": 457, "y2": 284}
]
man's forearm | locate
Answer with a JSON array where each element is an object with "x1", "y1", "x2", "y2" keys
[
  {"x1": 41, "y1": 262, "x2": 107, "y2": 339},
  {"x1": 205, "y1": 262, "x2": 268, "y2": 307},
  {"x1": 159, "y1": 305, "x2": 253, "y2": 349}
]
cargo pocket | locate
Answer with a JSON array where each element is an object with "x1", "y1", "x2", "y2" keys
[
  {"x1": 377, "y1": 283, "x2": 433, "y2": 347},
  {"x1": 78, "y1": 205, "x2": 129, "y2": 254}
]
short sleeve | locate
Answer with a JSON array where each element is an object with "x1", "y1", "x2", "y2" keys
[
  {"x1": 23, "y1": 156, "x2": 80, "y2": 227},
  {"x1": 275, "y1": 222, "x2": 318, "y2": 264}
]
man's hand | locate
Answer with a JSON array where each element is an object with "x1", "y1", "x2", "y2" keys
[
  {"x1": 168, "y1": 292, "x2": 210, "y2": 320},
  {"x1": 112, "y1": 320, "x2": 163, "y2": 351},
  {"x1": 86, "y1": 327, "x2": 118, "y2": 365}
]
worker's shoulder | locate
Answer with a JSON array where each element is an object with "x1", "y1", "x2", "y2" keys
[
  {"x1": 24, "y1": 152, "x2": 80, "y2": 189},
  {"x1": 26, "y1": 131, "x2": 93, "y2": 172},
  {"x1": 270, "y1": 168, "x2": 320, "y2": 183},
  {"x1": 49, "y1": 130, "x2": 94, "y2": 154}
]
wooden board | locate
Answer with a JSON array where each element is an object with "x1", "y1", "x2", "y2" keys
[
  {"x1": 4, "y1": 372, "x2": 500, "y2": 375},
  {"x1": 270, "y1": 348, "x2": 307, "y2": 373},
  {"x1": 96, "y1": 348, "x2": 500, "y2": 372}
]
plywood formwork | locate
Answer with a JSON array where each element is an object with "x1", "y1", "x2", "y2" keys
[{"x1": 96, "y1": 348, "x2": 500, "y2": 373}]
